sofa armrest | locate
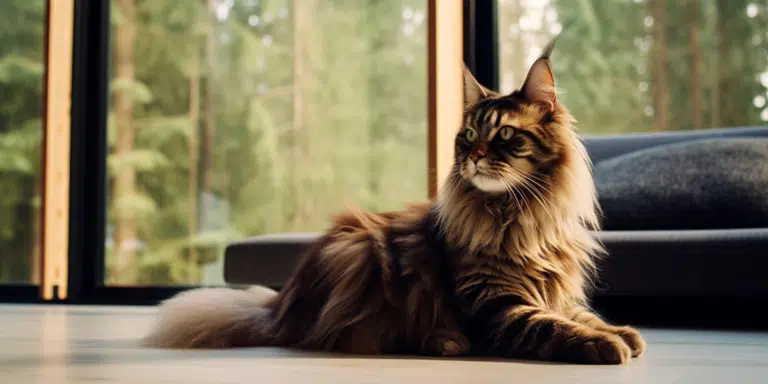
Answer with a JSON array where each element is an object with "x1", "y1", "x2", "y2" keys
[{"x1": 224, "y1": 228, "x2": 768, "y2": 297}]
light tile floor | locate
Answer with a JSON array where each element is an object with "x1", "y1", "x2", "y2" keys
[{"x1": 1, "y1": 304, "x2": 767, "y2": 383}]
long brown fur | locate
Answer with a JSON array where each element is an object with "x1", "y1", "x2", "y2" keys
[{"x1": 142, "y1": 37, "x2": 645, "y2": 364}]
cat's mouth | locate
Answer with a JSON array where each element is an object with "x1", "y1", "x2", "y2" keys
[
  {"x1": 470, "y1": 173, "x2": 508, "y2": 193},
  {"x1": 463, "y1": 162, "x2": 508, "y2": 194}
]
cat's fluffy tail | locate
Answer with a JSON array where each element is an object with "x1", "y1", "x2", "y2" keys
[{"x1": 141, "y1": 285, "x2": 277, "y2": 349}]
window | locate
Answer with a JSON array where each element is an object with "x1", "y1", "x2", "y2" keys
[
  {"x1": 497, "y1": 0, "x2": 768, "y2": 134},
  {"x1": 105, "y1": 0, "x2": 428, "y2": 286},
  {"x1": 0, "y1": 0, "x2": 45, "y2": 284}
]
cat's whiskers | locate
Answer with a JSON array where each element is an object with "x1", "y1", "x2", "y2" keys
[
  {"x1": 506, "y1": 169, "x2": 556, "y2": 225},
  {"x1": 443, "y1": 167, "x2": 464, "y2": 203},
  {"x1": 437, "y1": 168, "x2": 467, "y2": 235},
  {"x1": 501, "y1": 178, "x2": 525, "y2": 224},
  {"x1": 492, "y1": 168, "x2": 540, "y2": 232},
  {"x1": 526, "y1": 173, "x2": 553, "y2": 188},
  {"x1": 525, "y1": 175, "x2": 555, "y2": 199},
  {"x1": 523, "y1": 173, "x2": 557, "y2": 212},
  {"x1": 515, "y1": 183, "x2": 538, "y2": 231},
  {"x1": 523, "y1": 179, "x2": 558, "y2": 225}
]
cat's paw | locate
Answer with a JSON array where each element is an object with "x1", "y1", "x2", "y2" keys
[
  {"x1": 439, "y1": 338, "x2": 468, "y2": 357},
  {"x1": 611, "y1": 326, "x2": 646, "y2": 357},
  {"x1": 429, "y1": 331, "x2": 470, "y2": 357},
  {"x1": 566, "y1": 332, "x2": 632, "y2": 365}
]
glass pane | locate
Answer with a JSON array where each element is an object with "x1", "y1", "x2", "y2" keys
[
  {"x1": 106, "y1": 0, "x2": 428, "y2": 285},
  {"x1": 497, "y1": 0, "x2": 768, "y2": 134},
  {"x1": 0, "y1": 0, "x2": 45, "y2": 284}
]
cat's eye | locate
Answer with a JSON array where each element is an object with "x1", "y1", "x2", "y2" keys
[
  {"x1": 465, "y1": 128, "x2": 478, "y2": 142},
  {"x1": 499, "y1": 126, "x2": 515, "y2": 141}
]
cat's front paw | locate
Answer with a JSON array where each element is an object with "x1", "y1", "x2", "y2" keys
[
  {"x1": 439, "y1": 338, "x2": 468, "y2": 357},
  {"x1": 611, "y1": 326, "x2": 646, "y2": 357},
  {"x1": 428, "y1": 331, "x2": 470, "y2": 357},
  {"x1": 565, "y1": 332, "x2": 632, "y2": 365}
]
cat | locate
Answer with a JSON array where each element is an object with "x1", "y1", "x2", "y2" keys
[{"x1": 142, "y1": 37, "x2": 646, "y2": 364}]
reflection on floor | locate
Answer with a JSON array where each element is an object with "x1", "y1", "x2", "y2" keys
[{"x1": 1, "y1": 304, "x2": 767, "y2": 383}]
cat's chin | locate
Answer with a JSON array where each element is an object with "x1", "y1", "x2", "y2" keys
[{"x1": 469, "y1": 174, "x2": 508, "y2": 194}]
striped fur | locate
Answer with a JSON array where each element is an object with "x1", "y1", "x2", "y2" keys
[{"x1": 142, "y1": 38, "x2": 644, "y2": 364}]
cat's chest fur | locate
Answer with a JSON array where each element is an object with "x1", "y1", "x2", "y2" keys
[
  {"x1": 452, "y1": 250, "x2": 580, "y2": 315},
  {"x1": 444, "y1": 209, "x2": 585, "y2": 314}
]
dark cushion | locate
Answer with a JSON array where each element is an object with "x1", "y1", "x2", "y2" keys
[{"x1": 594, "y1": 138, "x2": 768, "y2": 230}]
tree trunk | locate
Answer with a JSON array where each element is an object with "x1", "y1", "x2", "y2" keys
[
  {"x1": 689, "y1": 0, "x2": 702, "y2": 130},
  {"x1": 715, "y1": 0, "x2": 730, "y2": 127},
  {"x1": 710, "y1": 3, "x2": 720, "y2": 128},
  {"x1": 112, "y1": 0, "x2": 138, "y2": 284},
  {"x1": 366, "y1": 0, "x2": 389, "y2": 202},
  {"x1": 292, "y1": 0, "x2": 312, "y2": 228},
  {"x1": 500, "y1": 0, "x2": 527, "y2": 90},
  {"x1": 202, "y1": 0, "x2": 215, "y2": 196},
  {"x1": 650, "y1": 0, "x2": 669, "y2": 131},
  {"x1": 188, "y1": 40, "x2": 200, "y2": 284},
  {"x1": 30, "y1": 168, "x2": 41, "y2": 284}
]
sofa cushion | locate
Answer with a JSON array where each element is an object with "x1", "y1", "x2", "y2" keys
[{"x1": 594, "y1": 138, "x2": 768, "y2": 230}]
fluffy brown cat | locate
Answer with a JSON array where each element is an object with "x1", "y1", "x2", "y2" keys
[{"x1": 142, "y1": 38, "x2": 645, "y2": 364}]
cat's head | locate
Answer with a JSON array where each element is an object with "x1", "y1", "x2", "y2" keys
[
  {"x1": 455, "y1": 38, "x2": 569, "y2": 195},
  {"x1": 446, "y1": 37, "x2": 599, "y2": 229}
]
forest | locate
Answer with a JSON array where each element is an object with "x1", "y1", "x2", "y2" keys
[{"x1": 0, "y1": 0, "x2": 766, "y2": 285}]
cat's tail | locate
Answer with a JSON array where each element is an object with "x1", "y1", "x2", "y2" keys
[{"x1": 141, "y1": 285, "x2": 277, "y2": 349}]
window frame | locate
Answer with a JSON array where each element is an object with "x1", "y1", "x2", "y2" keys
[
  {"x1": 463, "y1": 0, "x2": 498, "y2": 91},
  {"x1": 0, "y1": 0, "x2": 71, "y2": 302},
  {"x1": 0, "y1": 285, "x2": 40, "y2": 303},
  {"x1": 66, "y1": 0, "x2": 109, "y2": 304}
]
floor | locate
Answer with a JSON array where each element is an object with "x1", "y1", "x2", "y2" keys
[{"x1": 1, "y1": 305, "x2": 767, "y2": 384}]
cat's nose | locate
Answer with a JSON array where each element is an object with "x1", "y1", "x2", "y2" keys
[{"x1": 469, "y1": 151, "x2": 486, "y2": 164}]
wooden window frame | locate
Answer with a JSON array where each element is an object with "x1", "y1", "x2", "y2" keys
[
  {"x1": 40, "y1": 0, "x2": 76, "y2": 300},
  {"x1": 428, "y1": 0, "x2": 464, "y2": 198}
]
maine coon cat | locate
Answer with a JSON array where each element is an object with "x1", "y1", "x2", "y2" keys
[{"x1": 143, "y1": 38, "x2": 645, "y2": 364}]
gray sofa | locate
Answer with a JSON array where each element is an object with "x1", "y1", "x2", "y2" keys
[{"x1": 224, "y1": 125, "x2": 768, "y2": 300}]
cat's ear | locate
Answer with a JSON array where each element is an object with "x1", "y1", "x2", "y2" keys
[
  {"x1": 521, "y1": 36, "x2": 559, "y2": 111},
  {"x1": 463, "y1": 63, "x2": 494, "y2": 107}
]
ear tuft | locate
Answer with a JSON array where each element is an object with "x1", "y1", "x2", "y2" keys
[
  {"x1": 463, "y1": 63, "x2": 494, "y2": 108},
  {"x1": 521, "y1": 36, "x2": 559, "y2": 111},
  {"x1": 522, "y1": 59, "x2": 557, "y2": 111}
]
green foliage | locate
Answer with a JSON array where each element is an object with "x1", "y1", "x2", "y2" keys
[
  {"x1": 0, "y1": 55, "x2": 44, "y2": 85},
  {"x1": 101, "y1": 0, "x2": 430, "y2": 284},
  {"x1": 0, "y1": 0, "x2": 44, "y2": 283},
  {"x1": 553, "y1": 0, "x2": 652, "y2": 133},
  {"x1": 547, "y1": 0, "x2": 768, "y2": 133},
  {"x1": 110, "y1": 77, "x2": 155, "y2": 105}
]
